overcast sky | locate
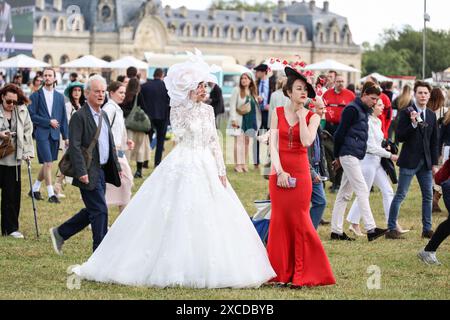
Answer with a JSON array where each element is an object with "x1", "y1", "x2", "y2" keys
[{"x1": 161, "y1": 0, "x2": 450, "y2": 45}]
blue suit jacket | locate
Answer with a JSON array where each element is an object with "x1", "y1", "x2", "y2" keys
[{"x1": 29, "y1": 88, "x2": 68, "y2": 141}]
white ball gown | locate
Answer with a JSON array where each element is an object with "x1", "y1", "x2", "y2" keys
[{"x1": 73, "y1": 101, "x2": 276, "y2": 288}]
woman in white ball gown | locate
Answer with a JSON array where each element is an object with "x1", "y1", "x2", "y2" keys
[{"x1": 72, "y1": 51, "x2": 276, "y2": 289}]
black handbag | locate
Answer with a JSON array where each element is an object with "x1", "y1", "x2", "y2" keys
[
  {"x1": 58, "y1": 115, "x2": 103, "y2": 177},
  {"x1": 381, "y1": 139, "x2": 398, "y2": 184}
]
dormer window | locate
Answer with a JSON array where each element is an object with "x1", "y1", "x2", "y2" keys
[{"x1": 102, "y1": 5, "x2": 112, "y2": 21}]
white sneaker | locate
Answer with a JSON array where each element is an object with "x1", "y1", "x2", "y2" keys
[
  {"x1": 418, "y1": 250, "x2": 442, "y2": 265},
  {"x1": 9, "y1": 231, "x2": 24, "y2": 239}
]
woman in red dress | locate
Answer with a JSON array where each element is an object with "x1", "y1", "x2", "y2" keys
[{"x1": 267, "y1": 66, "x2": 336, "y2": 288}]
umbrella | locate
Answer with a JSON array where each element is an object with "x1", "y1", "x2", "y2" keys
[
  {"x1": 304, "y1": 59, "x2": 360, "y2": 73},
  {"x1": 360, "y1": 72, "x2": 393, "y2": 83},
  {"x1": 0, "y1": 54, "x2": 50, "y2": 68},
  {"x1": 60, "y1": 55, "x2": 111, "y2": 69},
  {"x1": 109, "y1": 56, "x2": 148, "y2": 70}
]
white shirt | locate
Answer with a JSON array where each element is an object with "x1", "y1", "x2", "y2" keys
[
  {"x1": 43, "y1": 87, "x2": 54, "y2": 117},
  {"x1": 88, "y1": 105, "x2": 110, "y2": 165},
  {"x1": 366, "y1": 116, "x2": 392, "y2": 159},
  {"x1": 102, "y1": 100, "x2": 127, "y2": 151}
]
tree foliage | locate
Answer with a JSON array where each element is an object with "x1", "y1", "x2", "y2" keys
[{"x1": 363, "y1": 26, "x2": 450, "y2": 78}]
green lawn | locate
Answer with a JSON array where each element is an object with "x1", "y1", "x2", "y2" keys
[{"x1": 0, "y1": 140, "x2": 449, "y2": 300}]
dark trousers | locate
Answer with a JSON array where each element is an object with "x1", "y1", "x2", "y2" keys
[
  {"x1": 0, "y1": 165, "x2": 21, "y2": 235},
  {"x1": 58, "y1": 169, "x2": 108, "y2": 252},
  {"x1": 425, "y1": 179, "x2": 450, "y2": 252},
  {"x1": 256, "y1": 110, "x2": 269, "y2": 165},
  {"x1": 150, "y1": 119, "x2": 168, "y2": 167}
]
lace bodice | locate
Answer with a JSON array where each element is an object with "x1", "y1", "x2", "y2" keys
[{"x1": 170, "y1": 102, "x2": 226, "y2": 176}]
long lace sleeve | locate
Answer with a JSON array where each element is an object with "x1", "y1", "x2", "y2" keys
[
  {"x1": 169, "y1": 107, "x2": 187, "y2": 143},
  {"x1": 207, "y1": 106, "x2": 226, "y2": 177}
]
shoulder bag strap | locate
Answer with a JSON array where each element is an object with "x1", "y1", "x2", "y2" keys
[
  {"x1": 111, "y1": 111, "x2": 117, "y2": 128},
  {"x1": 86, "y1": 113, "x2": 103, "y2": 154}
]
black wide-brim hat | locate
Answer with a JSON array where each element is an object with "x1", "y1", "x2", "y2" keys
[{"x1": 285, "y1": 66, "x2": 316, "y2": 99}]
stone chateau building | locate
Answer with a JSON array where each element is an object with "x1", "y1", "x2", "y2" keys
[{"x1": 32, "y1": 0, "x2": 361, "y2": 80}]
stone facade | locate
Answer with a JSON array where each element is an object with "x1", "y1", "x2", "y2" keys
[{"x1": 32, "y1": 0, "x2": 361, "y2": 82}]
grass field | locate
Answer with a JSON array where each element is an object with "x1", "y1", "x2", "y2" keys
[{"x1": 0, "y1": 139, "x2": 449, "y2": 300}]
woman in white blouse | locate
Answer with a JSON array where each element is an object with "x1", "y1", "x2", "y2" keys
[
  {"x1": 346, "y1": 98, "x2": 409, "y2": 236},
  {"x1": 229, "y1": 72, "x2": 261, "y2": 173},
  {"x1": 102, "y1": 81, "x2": 135, "y2": 213}
]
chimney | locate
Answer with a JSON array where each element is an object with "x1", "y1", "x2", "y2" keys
[
  {"x1": 36, "y1": 0, "x2": 45, "y2": 11},
  {"x1": 53, "y1": 0, "x2": 62, "y2": 12},
  {"x1": 309, "y1": 0, "x2": 316, "y2": 11},
  {"x1": 238, "y1": 9, "x2": 245, "y2": 21},
  {"x1": 264, "y1": 10, "x2": 273, "y2": 23},
  {"x1": 208, "y1": 6, "x2": 216, "y2": 20},
  {"x1": 165, "y1": 5, "x2": 172, "y2": 17},
  {"x1": 323, "y1": 1, "x2": 329, "y2": 13},
  {"x1": 179, "y1": 6, "x2": 188, "y2": 18}
]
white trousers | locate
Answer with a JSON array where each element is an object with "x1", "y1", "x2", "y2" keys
[
  {"x1": 347, "y1": 154, "x2": 394, "y2": 225},
  {"x1": 331, "y1": 155, "x2": 377, "y2": 234}
]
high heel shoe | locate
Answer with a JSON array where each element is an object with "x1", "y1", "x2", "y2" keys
[
  {"x1": 349, "y1": 225, "x2": 364, "y2": 237},
  {"x1": 396, "y1": 223, "x2": 410, "y2": 234},
  {"x1": 242, "y1": 165, "x2": 249, "y2": 173},
  {"x1": 234, "y1": 166, "x2": 244, "y2": 173}
]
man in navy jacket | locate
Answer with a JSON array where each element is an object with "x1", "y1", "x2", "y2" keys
[
  {"x1": 28, "y1": 68, "x2": 68, "y2": 203},
  {"x1": 141, "y1": 69, "x2": 170, "y2": 167},
  {"x1": 386, "y1": 81, "x2": 439, "y2": 240},
  {"x1": 330, "y1": 81, "x2": 387, "y2": 242}
]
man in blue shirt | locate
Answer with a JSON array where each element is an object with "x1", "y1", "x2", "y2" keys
[{"x1": 254, "y1": 64, "x2": 275, "y2": 168}]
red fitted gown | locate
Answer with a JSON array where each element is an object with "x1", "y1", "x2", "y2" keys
[{"x1": 267, "y1": 107, "x2": 336, "y2": 287}]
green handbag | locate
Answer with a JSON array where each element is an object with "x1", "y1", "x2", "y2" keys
[{"x1": 125, "y1": 95, "x2": 151, "y2": 133}]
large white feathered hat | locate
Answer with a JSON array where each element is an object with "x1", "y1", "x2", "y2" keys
[{"x1": 164, "y1": 49, "x2": 221, "y2": 108}]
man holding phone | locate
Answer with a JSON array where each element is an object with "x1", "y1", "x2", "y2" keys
[{"x1": 386, "y1": 81, "x2": 439, "y2": 240}]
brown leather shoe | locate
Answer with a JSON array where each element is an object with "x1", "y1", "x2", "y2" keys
[
  {"x1": 422, "y1": 230, "x2": 434, "y2": 239},
  {"x1": 432, "y1": 191, "x2": 442, "y2": 213},
  {"x1": 385, "y1": 230, "x2": 405, "y2": 240}
]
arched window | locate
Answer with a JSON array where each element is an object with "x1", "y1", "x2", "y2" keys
[
  {"x1": 56, "y1": 18, "x2": 65, "y2": 32},
  {"x1": 213, "y1": 25, "x2": 220, "y2": 38},
  {"x1": 319, "y1": 32, "x2": 324, "y2": 43},
  {"x1": 229, "y1": 26, "x2": 235, "y2": 40},
  {"x1": 40, "y1": 16, "x2": 50, "y2": 32},
  {"x1": 102, "y1": 56, "x2": 113, "y2": 62},
  {"x1": 43, "y1": 54, "x2": 53, "y2": 66},
  {"x1": 333, "y1": 32, "x2": 338, "y2": 44},
  {"x1": 183, "y1": 23, "x2": 192, "y2": 37},
  {"x1": 200, "y1": 25, "x2": 208, "y2": 37},
  {"x1": 70, "y1": 16, "x2": 84, "y2": 32},
  {"x1": 257, "y1": 28, "x2": 263, "y2": 42},
  {"x1": 271, "y1": 29, "x2": 277, "y2": 42},
  {"x1": 284, "y1": 29, "x2": 291, "y2": 42},
  {"x1": 60, "y1": 55, "x2": 69, "y2": 65},
  {"x1": 242, "y1": 27, "x2": 250, "y2": 40}
]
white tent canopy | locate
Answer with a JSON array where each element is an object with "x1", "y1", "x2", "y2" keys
[
  {"x1": 60, "y1": 55, "x2": 111, "y2": 69},
  {"x1": 360, "y1": 72, "x2": 393, "y2": 83},
  {"x1": 0, "y1": 54, "x2": 50, "y2": 68},
  {"x1": 304, "y1": 59, "x2": 360, "y2": 73},
  {"x1": 109, "y1": 56, "x2": 148, "y2": 70}
]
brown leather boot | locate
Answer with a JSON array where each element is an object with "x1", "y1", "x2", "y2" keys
[{"x1": 432, "y1": 191, "x2": 442, "y2": 213}]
